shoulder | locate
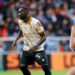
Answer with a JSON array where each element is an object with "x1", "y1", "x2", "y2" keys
[
  {"x1": 18, "y1": 19, "x2": 23, "y2": 25},
  {"x1": 31, "y1": 17, "x2": 40, "y2": 24},
  {"x1": 18, "y1": 19, "x2": 22, "y2": 23}
]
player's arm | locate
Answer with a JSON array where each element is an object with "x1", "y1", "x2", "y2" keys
[
  {"x1": 28, "y1": 32, "x2": 46, "y2": 53},
  {"x1": 35, "y1": 32, "x2": 46, "y2": 46},
  {"x1": 12, "y1": 30, "x2": 23, "y2": 48},
  {"x1": 70, "y1": 25, "x2": 75, "y2": 51},
  {"x1": 28, "y1": 21, "x2": 46, "y2": 53},
  {"x1": 35, "y1": 21, "x2": 46, "y2": 46}
]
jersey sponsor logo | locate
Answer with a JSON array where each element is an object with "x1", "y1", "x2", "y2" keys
[{"x1": 24, "y1": 33, "x2": 33, "y2": 38}]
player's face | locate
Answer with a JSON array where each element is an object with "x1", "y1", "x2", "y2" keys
[{"x1": 19, "y1": 9, "x2": 29, "y2": 20}]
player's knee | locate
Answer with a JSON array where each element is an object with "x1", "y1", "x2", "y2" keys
[
  {"x1": 42, "y1": 64, "x2": 50, "y2": 71},
  {"x1": 20, "y1": 65, "x2": 27, "y2": 71}
]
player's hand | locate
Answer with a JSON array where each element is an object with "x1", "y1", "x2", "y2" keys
[
  {"x1": 11, "y1": 41, "x2": 17, "y2": 49},
  {"x1": 28, "y1": 46, "x2": 36, "y2": 53},
  {"x1": 69, "y1": 40, "x2": 74, "y2": 51}
]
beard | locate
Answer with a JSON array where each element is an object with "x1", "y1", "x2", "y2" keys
[
  {"x1": 20, "y1": 14, "x2": 25, "y2": 20},
  {"x1": 19, "y1": 14, "x2": 29, "y2": 22}
]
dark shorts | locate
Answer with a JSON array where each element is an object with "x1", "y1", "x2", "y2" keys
[{"x1": 20, "y1": 50, "x2": 47, "y2": 65}]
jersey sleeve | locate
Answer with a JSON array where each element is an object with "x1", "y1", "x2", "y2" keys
[
  {"x1": 36, "y1": 21, "x2": 44, "y2": 34},
  {"x1": 18, "y1": 19, "x2": 22, "y2": 30}
]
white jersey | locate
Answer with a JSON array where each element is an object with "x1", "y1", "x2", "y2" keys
[{"x1": 19, "y1": 17, "x2": 44, "y2": 51}]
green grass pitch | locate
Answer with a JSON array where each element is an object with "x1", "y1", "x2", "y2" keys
[{"x1": 0, "y1": 70, "x2": 68, "y2": 75}]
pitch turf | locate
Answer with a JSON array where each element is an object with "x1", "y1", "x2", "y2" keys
[{"x1": 0, "y1": 70, "x2": 68, "y2": 75}]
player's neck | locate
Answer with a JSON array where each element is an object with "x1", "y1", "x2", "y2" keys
[{"x1": 24, "y1": 16, "x2": 30, "y2": 22}]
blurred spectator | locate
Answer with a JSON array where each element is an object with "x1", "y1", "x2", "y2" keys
[
  {"x1": 6, "y1": 2, "x2": 17, "y2": 19},
  {"x1": 0, "y1": 0, "x2": 73, "y2": 37},
  {"x1": 60, "y1": 2, "x2": 69, "y2": 17},
  {"x1": 37, "y1": 0, "x2": 46, "y2": 8},
  {"x1": 44, "y1": 7, "x2": 57, "y2": 24},
  {"x1": 0, "y1": 21, "x2": 7, "y2": 37},
  {"x1": 70, "y1": 0, "x2": 75, "y2": 8},
  {"x1": 60, "y1": 40, "x2": 70, "y2": 52},
  {"x1": 0, "y1": 0, "x2": 74, "y2": 52},
  {"x1": 30, "y1": 8, "x2": 37, "y2": 17},
  {"x1": 0, "y1": 21, "x2": 7, "y2": 47},
  {"x1": 70, "y1": 9, "x2": 75, "y2": 24}
]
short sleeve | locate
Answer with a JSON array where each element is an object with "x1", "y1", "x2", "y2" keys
[
  {"x1": 36, "y1": 21, "x2": 44, "y2": 34},
  {"x1": 18, "y1": 19, "x2": 22, "y2": 30}
]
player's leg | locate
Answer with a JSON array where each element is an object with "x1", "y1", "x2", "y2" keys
[
  {"x1": 20, "y1": 64, "x2": 31, "y2": 75},
  {"x1": 41, "y1": 64, "x2": 51, "y2": 75},
  {"x1": 35, "y1": 51, "x2": 52, "y2": 75},
  {"x1": 20, "y1": 51, "x2": 32, "y2": 75}
]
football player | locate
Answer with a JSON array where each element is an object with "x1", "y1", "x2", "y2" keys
[{"x1": 12, "y1": 5, "x2": 51, "y2": 75}]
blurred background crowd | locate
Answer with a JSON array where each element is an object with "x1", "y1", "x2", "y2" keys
[{"x1": 0, "y1": 0, "x2": 75, "y2": 52}]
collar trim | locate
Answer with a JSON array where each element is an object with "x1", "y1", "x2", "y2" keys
[{"x1": 22, "y1": 17, "x2": 32, "y2": 24}]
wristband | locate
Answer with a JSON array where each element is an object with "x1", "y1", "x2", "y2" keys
[{"x1": 34, "y1": 44, "x2": 38, "y2": 48}]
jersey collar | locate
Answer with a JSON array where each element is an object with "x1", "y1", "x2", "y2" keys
[
  {"x1": 22, "y1": 17, "x2": 32, "y2": 24},
  {"x1": 27, "y1": 17, "x2": 32, "y2": 24}
]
